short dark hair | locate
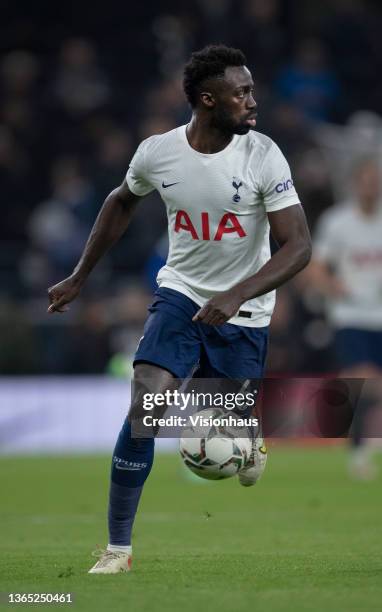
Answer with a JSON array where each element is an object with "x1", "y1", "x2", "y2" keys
[{"x1": 183, "y1": 44, "x2": 247, "y2": 107}]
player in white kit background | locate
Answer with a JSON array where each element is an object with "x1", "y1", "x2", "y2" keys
[
  {"x1": 47, "y1": 45, "x2": 312, "y2": 573},
  {"x1": 310, "y1": 157, "x2": 382, "y2": 478}
]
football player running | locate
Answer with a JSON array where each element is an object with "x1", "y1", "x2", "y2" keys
[{"x1": 47, "y1": 45, "x2": 311, "y2": 573}]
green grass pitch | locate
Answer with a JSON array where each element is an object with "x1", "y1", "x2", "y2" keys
[{"x1": 1, "y1": 446, "x2": 382, "y2": 612}]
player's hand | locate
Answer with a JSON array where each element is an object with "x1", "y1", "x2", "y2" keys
[
  {"x1": 47, "y1": 275, "x2": 83, "y2": 314},
  {"x1": 192, "y1": 290, "x2": 243, "y2": 326}
]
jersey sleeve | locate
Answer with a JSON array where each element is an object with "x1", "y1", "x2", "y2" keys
[
  {"x1": 259, "y1": 141, "x2": 300, "y2": 212},
  {"x1": 126, "y1": 140, "x2": 155, "y2": 197}
]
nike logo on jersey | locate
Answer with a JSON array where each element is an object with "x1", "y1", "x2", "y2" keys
[{"x1": 162, "y1": 181, "x2": 179, "y2": 188}]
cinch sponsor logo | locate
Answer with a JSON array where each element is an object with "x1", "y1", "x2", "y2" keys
[
  {"x1": 275, "y1": 179, "x2": 294, "y2": 193},
  {"x1": 174, "y1": 210, "x2": 246, "y2": 241}
]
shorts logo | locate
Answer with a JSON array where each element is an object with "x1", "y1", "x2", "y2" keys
[
  {"x1": 275, "y1": 179, "x2": 294, "y2": 193},
  {"x1": 232, "y1": 177, "x2": 243, "y2": 202}
]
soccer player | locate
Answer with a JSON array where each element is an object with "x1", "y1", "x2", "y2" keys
[
  {"x1": 47, "y1": 45, "x2": 311, "y2": 573},
  {"x1": 310, "y1": 157, "x2": 382, "y2": 478}
]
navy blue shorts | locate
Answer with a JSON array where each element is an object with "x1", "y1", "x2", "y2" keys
[
  {"x1": 334, "y1": 328, "x2": 382, "y2": 369},
  {"x1": 134, "y1": 288, "x2": 269, "y2": 379}
]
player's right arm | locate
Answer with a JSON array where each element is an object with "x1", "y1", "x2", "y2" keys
[{"x1": 47, "y1": 180, "x2": 141, "y2": 313}]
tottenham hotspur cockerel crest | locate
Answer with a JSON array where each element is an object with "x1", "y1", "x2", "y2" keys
[{"x1": 232, "y1": 177, "x2": 243, "y2": 202}]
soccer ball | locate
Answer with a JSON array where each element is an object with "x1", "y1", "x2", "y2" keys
[{"x1": 179, "y1": 408, "x2": 252, "y2": 480}]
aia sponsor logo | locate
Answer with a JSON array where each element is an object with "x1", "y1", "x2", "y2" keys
[{"x1": 174, "y1": 210, "x2": 246, "y2": 241}]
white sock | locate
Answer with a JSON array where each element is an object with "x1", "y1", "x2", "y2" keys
[{"x1": 107, "y1": 543, "x2": 132, "y2": 555}]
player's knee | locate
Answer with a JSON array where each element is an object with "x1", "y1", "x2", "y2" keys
[
  {"x1": 128, "y1": 397, "x2": 146, "y2": 423},
  {"x1": 128, "y1": 363, "x2": 178, "y2": 437},
  {"x1": 119, "y1": 416, "x2": 155, "y2": 451}
]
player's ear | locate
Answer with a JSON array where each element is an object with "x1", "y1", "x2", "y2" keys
[{"x1": 200, "y1": 91, "x2": 215, "y2": 108}]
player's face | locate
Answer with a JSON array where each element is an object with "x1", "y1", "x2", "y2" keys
[{"x1": 212, "y1": 66, "x2": 257, "y2": 135}]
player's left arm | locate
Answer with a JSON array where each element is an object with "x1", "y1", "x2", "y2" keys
[{"x1": 193, "y1": 204, "x2": 311, "y2": 325}]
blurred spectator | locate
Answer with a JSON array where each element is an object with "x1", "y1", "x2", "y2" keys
[
  {"x1": 93, "y1": 126, "x2": 133, "y2": 199},
  {"x1": 236, "y1": 0, "x2": 286, "y2": 83},
  {"x1": 274, "y1": 38, "x2": 340, "y2": 122},
  {"x1": 0, "y1": 125, "x2": 30, "y2": 240},
  {"x1": 52, "y1": 38, "x2": 111, "y2": 117},
  {"x1": 265, "y1": 102, "x2": 312, "y2": 156},
  {"x1": 0, "y1": 50, "x2": 41, "y2": 149},
  {"x1": 138, "y1": 115, "x2": 177, "y2": 141},
  {"x1": 152, "y1": 14, "x2": 191, "y2": 75},
  {"x1": 1, "y1": 50, "x2": 39, "y2": 95},
  {"x1": 320, "y1": 0, "x2": 382, "y2": 115},
  {"x1": 145, "y1": 232, "x2": 169, "y2": 293},
  {"x1": 142, "y1": 75, "x2": 189, "y2": 132},
  {"x1": 66, "y1": 301, "x2": 114, "y2": 374},
  {"x1": 0, "y1": 299, "x2": 37, "y2": 373},
  {"x1": 293, "y1": 147, "x2": 334, "y2": 229},
  {"x1": 25, "y1": 157, "x2": 99, "y2": 290},
  {"x1": 313, "y1": 111, "x2": 382, "y2": 200},
  {"x1": 0, "y1": 125, "x2": 33, "y2": 297}
]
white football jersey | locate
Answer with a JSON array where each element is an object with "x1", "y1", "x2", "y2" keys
[
  {"x1": 314, "y1": 202, "x2": 382, "y2": 330},
  {"x1": 126, "y1": 125, "x2": 300, "y2": 327}
]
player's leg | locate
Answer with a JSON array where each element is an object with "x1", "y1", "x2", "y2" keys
[
  {"x1": 109, "y1": 364, "x2": 177, "y2": 544},
  {"x1": 89, "y1": 287, "x2": 202, "y2": 573},
  {"x1": 89, "y1": 363, "x2": 176, "y2": 574},
  {"x1": 335, "y1": 328, "x2": 382, "y2": 480},
  {"x1": 347, "y1": 374, "x2": 381, "y2": 480},
  {"x1": 195, "y1": 322, "x2": 269, "y2": 486}
]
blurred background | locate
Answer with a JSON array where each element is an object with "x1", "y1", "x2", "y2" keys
[
  {"x1": 2, "y1": 0, "x2": 382, "y2": 376},
  {"x1": 1, "y1": 0, "x2": 382, "y2": 454},
  {"x1": 2, "y1": 8, "x2": 382, "y2": 603}
]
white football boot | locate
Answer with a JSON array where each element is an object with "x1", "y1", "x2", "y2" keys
[
  {"x1": 238, "y1": 437, "x2": 268, "y2": 487},
  {"x1": 88, "y1": 549, "x2": 132, "y2": 574},
  {"x1": 348, "y1": 446, "x2": 377, "y2": 481}
]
